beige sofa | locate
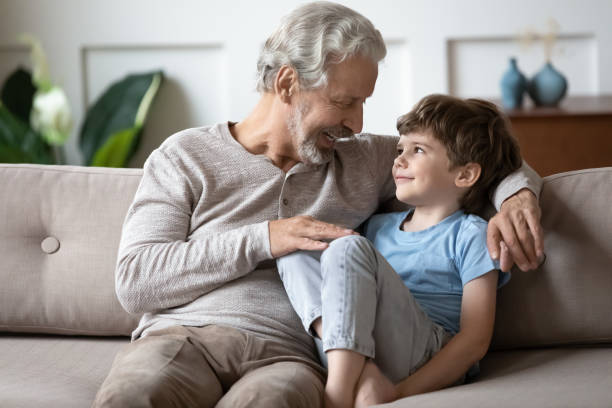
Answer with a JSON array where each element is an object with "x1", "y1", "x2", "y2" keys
[{"x1": 1, "y1": 163, "x2": 611, "y2": 408}]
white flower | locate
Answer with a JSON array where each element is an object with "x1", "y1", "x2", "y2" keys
[{"x1": 30, "y1": 86, "x2": 73, "y2": 146}]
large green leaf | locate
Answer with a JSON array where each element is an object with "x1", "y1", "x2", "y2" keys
[
  {"x1": 0, "y1": 145, "x2": 33, "y2": 163},
  {"x1": 79, "y1": 71, "x2": 163, "y2": 166},
  {"x1": 1, "y1": 67, "x2": 36, "y2": 123},
  {"x1": 0, "y1": 105, "x2": 54, "y2": 164},
  {"x1": 90, "y1": 126, "x2": 141, "y2": 168}
]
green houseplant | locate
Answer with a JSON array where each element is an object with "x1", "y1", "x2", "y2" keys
[{"x1": 0, "y1": 35, "x2": 163, "y2": 167}]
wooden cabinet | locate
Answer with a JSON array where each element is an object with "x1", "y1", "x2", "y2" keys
[{"x1": 500, "y1": 95, "x2": 612, "y2": 176}]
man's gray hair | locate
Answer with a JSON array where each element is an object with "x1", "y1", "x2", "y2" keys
[{"x1": 256, "y1": 1, "x2": 387, "y2": 92}]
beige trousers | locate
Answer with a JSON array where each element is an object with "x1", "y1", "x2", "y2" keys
[{"x1": 93, "y1": 325, "x2": 325, "y2": 408}]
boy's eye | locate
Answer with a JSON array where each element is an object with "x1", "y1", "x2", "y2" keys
[
  {"x1": 397, "y1": 148, "x2": 404, "y2": 156},
  {"x1": 414, "y1": 146, "x2": 424, "y2": 153}
]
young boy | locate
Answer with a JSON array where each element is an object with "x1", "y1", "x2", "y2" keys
[{"x1": 277, "y1": 94, "x2": 522, "y2": 408}]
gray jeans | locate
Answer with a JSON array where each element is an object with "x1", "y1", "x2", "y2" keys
[{"x1": 277, "y1": 235, "x2": 451, "y2": 383}]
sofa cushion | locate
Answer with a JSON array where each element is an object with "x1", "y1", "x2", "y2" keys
[
  {"x1": 0, "y1": 334, "x2": 128, "y2": 408},
  {"x1": 0, "y1": 164, "x2": 143, "y2": 336},
  {"x1": 492, "y1": 167, "x2": 612, "y2": 349},
  {"x1": 374, "y1": 347, "x2": 612, "y2": 407}
]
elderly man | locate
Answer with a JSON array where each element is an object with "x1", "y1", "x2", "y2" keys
[{"x1": 94, "y1": 2, "x2": 543, "y2": 407}]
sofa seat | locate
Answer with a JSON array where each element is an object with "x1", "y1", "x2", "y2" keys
[
  {"x1": 376, "y1": 347, "x2": 612, "y2": 407},
  {"x1": 0, "y1": 335, "x2": 129, "y2": 408},
  {"x1": 2, "y1": 334, "x2": 609, "y2": 408}
]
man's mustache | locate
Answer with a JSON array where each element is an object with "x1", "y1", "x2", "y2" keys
[{"x1": 323, "y1": 126, "x2": 354, "y2": 139}]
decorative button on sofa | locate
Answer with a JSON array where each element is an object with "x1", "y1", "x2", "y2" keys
[{"x1": 41, "y1": 236, "x2": 60, "y2": 254}]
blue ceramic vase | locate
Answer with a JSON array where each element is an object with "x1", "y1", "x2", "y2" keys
[
  {"x1": 500, "y1": 57, "x2": 528, "y2": 109},
  {"x1": 527, "y1": 62, "x2": 568, "y2": 107}
]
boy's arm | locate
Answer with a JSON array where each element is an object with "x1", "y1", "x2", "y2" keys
[{"x1": 395, "y1": 271, "x2": 498, "y2": 398}]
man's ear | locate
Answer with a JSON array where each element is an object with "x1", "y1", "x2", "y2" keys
[
  {"x1": 455, "y1": 162, "x2": 481, "y2": 188},
  {"x1": 274, "y1": 65, "x2": 298, "y2": 103}
]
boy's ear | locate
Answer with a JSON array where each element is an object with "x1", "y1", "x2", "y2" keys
[
  {"x1": 275, "y1": 65, "x2": 297, "y2": 103},
  {"x1": 455, "y1": 162, "x2": 481, "y2": 188}
]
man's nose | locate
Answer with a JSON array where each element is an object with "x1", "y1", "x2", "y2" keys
[{"x1": 342, "y1": 103, "x2": 363, "y2": 134}]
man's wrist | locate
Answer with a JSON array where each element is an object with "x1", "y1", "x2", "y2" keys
[
  {"x1": 516, "y1": 187, "x2": 536, "y2": 198},
  {"x1": 500, "y1": 187, "x2": 535, "y2": 210}
]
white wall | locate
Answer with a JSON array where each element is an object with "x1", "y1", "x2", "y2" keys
[{"x1": 1, "y1": 0, "x2": 610, "y2": 166}]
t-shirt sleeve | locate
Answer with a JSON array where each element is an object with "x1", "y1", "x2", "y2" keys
[
  {"x1": 362, "y1": 212, "x2": 393, "y2": 243},
  {"x1": 456, "y1": 217, "x2": 510, "y2": 288}
]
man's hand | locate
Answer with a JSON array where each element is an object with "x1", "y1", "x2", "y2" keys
[
  {"x1": 487, "y1": 188, "x2": 545, "y2": 272},
  {"x1": 269, "y1": 215, "x2": 358, "y2": 258}
]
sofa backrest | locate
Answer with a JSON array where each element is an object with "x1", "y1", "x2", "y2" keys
[
  {"x1": 492, "y1": 167, "x2": 612, "y2": 349},
  {"x1": 0, "y1": 164, "x2": 142, "y2": 336},
  {"x1": 1, "y1": 164, "x2": 611, "y2": 346}
]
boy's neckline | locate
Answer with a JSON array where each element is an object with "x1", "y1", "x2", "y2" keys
[{"x1": 401, "y1": 207, "x2": 463, "y2": 233}]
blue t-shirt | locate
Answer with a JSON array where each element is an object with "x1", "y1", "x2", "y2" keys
[{"x1": 363, "y1": 209, "x2": 510, "y2": 335}]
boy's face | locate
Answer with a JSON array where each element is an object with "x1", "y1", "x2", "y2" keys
[{"x1": 393, "y1": 131, "x2": 463, "y2": 207}]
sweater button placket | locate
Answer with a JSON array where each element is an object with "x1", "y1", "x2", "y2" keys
[{"x1": 279, "y1": 174, "x2": 292, "y2": 217}]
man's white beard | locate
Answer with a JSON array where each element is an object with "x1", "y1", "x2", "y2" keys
[{"x1": 287, "y1": 103, "x2": 333, "y2": 166}]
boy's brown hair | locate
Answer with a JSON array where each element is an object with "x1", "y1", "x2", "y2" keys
[{"x1": 396, "y1": 94, "x2": 522, "y2": 214}]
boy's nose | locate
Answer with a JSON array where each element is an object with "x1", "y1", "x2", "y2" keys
[{"x1": 394, "y1": 155, "x2": 407, "y2": 168}]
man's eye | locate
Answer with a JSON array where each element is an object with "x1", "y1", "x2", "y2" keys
[{"x1": 335, "y1": 99, "x2": 354, "y2": 108}]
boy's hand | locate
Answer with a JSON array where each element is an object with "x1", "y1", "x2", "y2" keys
[
  {"x1": 354, "y1": 361, "x2": 399, "y2": 408},
  {"x1": 269, "y1": 216, "x2": 358, "y2": 258},
  {"x1": 487, "y1": 188, "x2": 545, "y2": 272}
]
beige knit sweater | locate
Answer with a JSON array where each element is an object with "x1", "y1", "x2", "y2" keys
[{"x1": 115, "y1": 122, "x2": 542, "y2": 356}]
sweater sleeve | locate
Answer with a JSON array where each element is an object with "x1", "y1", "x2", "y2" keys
[
  {"x1": 491, "y1": 160, "x2": 543, "y2": 211},
  {"x1": 358, "y1": 133, "x2": 399, "y2": 203},
  {"x1": 115, "y1": 147, "x2": 272, "y2": 314}
]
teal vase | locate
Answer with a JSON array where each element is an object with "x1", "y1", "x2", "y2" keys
[
  {"x1": 527, "y1": 62, "x2": 568, "y2": 107},
  {"x1": 500, "y1": 57, "x2": 527, "y2": 109}
]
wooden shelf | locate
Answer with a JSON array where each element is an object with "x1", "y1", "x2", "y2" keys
[
  {"x1": 493, "y1": 95, "x2": 612, "y2": 176},
  {"x1": 503, "y1": 95, "x2": 612, "y2": 118}
]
